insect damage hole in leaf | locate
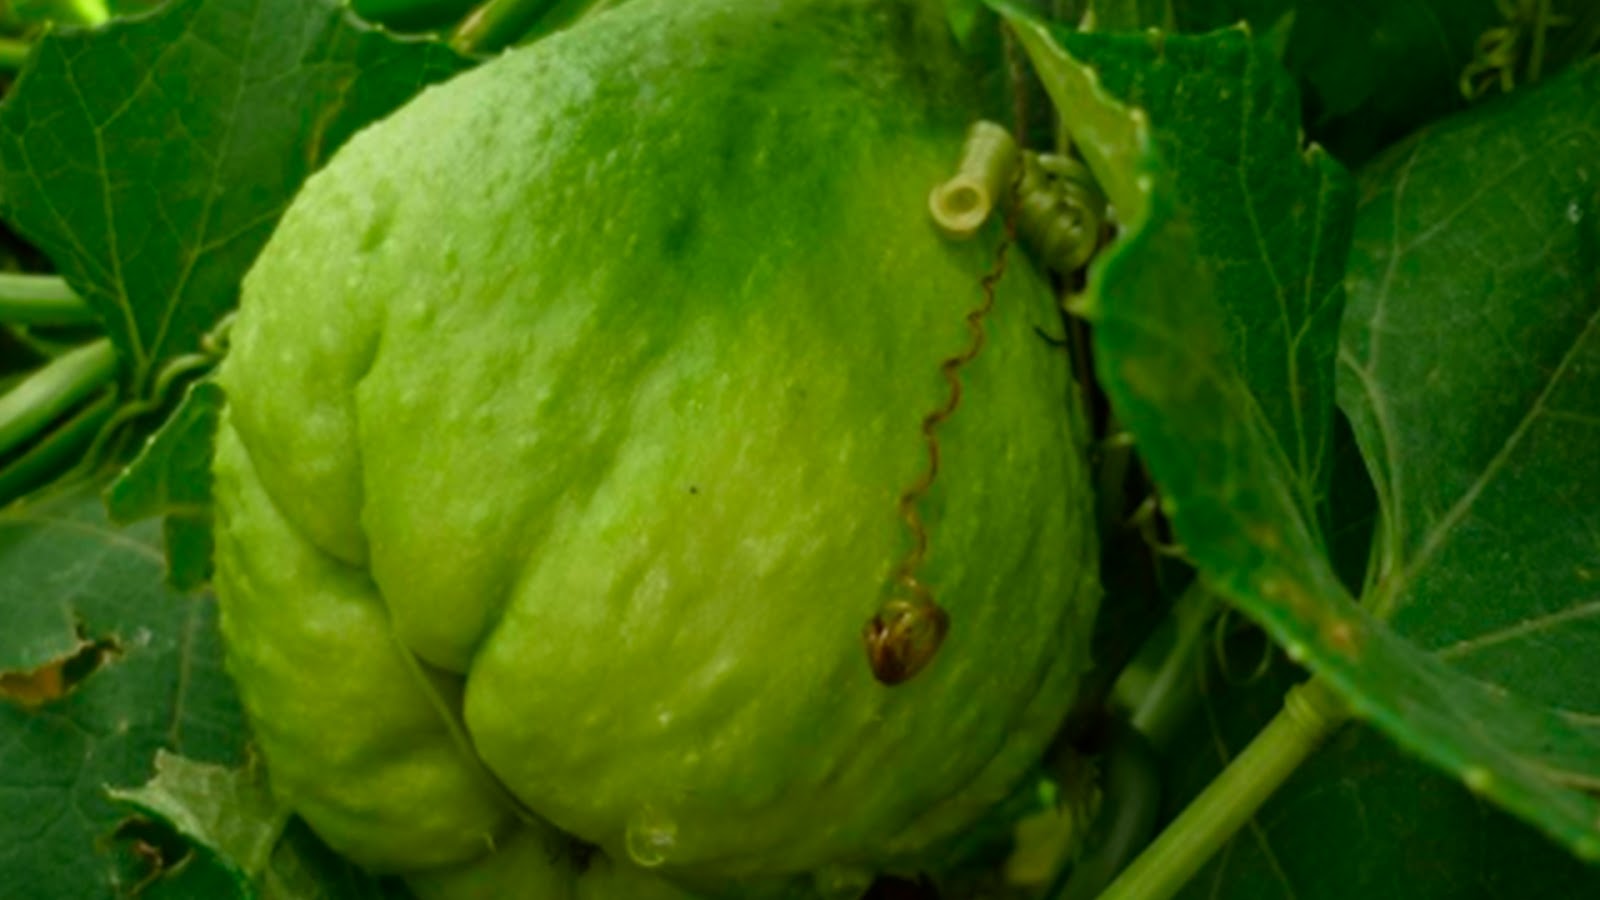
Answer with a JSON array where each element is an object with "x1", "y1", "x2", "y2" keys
[
  {"x1": 108, "y1": 749, "x2": 292, "y2": 891},
  {"x1": 113, "y1": 815, "x2": 200, "y2": 895},
  {"x1": 0, "y1": 628, "x2": 119, "y2": 709},
  {"x1": 0, "y1": 484, "x2": 247, "y2": 899}
]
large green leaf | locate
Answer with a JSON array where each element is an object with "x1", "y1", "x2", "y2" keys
[
  {"x1": 1339, "y1": 59, "x2": 1600, "y2": 762},
  {"x1": 0, "y1": 0, "x2": 469, "y2": 398},
  {"x1": 998, "y1": 7, "x2": 1600, "y2": 862},
  {"x1": 1052, "y1": 23, "x2": 1353, "y2": 537},
  {"x1": 0, "y1": 482, "x2": 246, "y2": 899}
]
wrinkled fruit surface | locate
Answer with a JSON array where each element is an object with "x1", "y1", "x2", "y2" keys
[{"x1": 213, "y1": 0, "x2": 1100, "y2": 895}]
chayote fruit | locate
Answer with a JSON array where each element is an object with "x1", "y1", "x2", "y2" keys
[{"x1": 212, "y1": 0, "x2": 1100, "y2": 895}]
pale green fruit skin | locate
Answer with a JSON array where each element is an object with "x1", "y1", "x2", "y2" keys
[{"x1": 213, "y1": 0, "x2": 1099, "y2": 893}]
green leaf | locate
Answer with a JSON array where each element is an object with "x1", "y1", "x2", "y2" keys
[
  {"x1": 142, "y1": 855, "x2": 254, "y2": 900},
  {"x1": 0, "y1": 0, "x2": 470, "y2": 398},
  {"x1": 107, "y1": 750, "x2": 409, "y2": 900},
  {"x1": 0, "y1": 482, "x2": 247, "y2": 899},
  {"x1": 1000, "y1": 8, "x2": 1600, "y2": 863},
  {"x1": 109, "y1": 750, "x2": 287, "y2": 881},
  {"x1": 1052, "y1": 25, "x2": 1353, "y2": 537},
  {"x1": 1338, "y1": 51, "x2": 1600, "y2": 802},
  {"x1": 1162, "y1": 655, "x2": 1600, "y2": 898},
  {"x1": 106, "y1": 380, "x2": 224, "y2": 592}
]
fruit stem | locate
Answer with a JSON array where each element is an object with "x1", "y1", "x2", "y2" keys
[
  {"x1": 0, "y1": 274, "x2": 96, "y2": 326},
  {"x1": 929, "y1": 120, "x2": 1019, "y2": 240},
  {"x1": 0, "y1": 339, "x2": 118, "y2": 460},
  {"x1": 1095, "y1": 677, "x2": 1348, "y2": 900}
]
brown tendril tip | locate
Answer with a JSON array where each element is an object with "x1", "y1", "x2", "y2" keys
[{"x1": 864, "y1": 599, "x2": 951, "y2": 686}]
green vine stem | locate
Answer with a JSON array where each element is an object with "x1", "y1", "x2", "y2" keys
[
  {"x1": 1097, "y1": 677, "x2": 1349, "y2": 900},
  {"x1": 0, "y1": 338, "x2": 118, "y2": 459},
  {"x1": 60, "y1": 0, "x2": 110, "y2": 25},
  {"x1": 1112, "y1": 580, "x2": 1222, "y2": 748},
  {"x1": 66, "y1": 349, "x2": 215, "y2": 484},
  {"x1": 0, "y1": 274, "x2": 95, "y2": 326},
  {"x1": 449, "y1": 0, "x2": 609, "y2": 55},
  {"x1": 0, "y1": 388, "x2": 115, "y2": 506},
  {"x1": 0, "y1": 37, "x2": 33, "y2": 73},
  {"x1": 1529, "y1": 0, "x2": 1554, "y2": 82},
  {"x1": 1051, "y1": 723, "x2": 1162, "y2": 900},
  {"x1": 348, "y1": 0, "x2": 479, "y2": 32}
]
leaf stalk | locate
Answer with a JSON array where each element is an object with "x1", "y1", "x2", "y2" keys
[
  {"x1": 1095, "y1": 677, "x2": 1347, "y2": 900},
  {"x1": 449, "y1": 0, "x2": 609, "y2": 55},
  {"x1": 1114, "y1": 581, "x2": 1222, "y2": 748},
  {"x1": 0, "y1": 273, "x2": 96, "y2": 326},
  {"x1": 0, "y1": 388, "x2": 115, "y2": 506},
  {"x1": 0, "y1": 37, "x2": 33, "y2": 72},
  {"x1": 0, "y1": 338, "x2": 118, "y2": 459}
]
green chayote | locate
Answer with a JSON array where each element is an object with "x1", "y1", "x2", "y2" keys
[{"x1": 212, "y1": 0, "x2": 1100, "y2": 895}]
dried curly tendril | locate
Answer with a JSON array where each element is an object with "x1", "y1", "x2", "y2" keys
[{"x1": 865, "y1": 121, "x2": 1104, "y2": 687}]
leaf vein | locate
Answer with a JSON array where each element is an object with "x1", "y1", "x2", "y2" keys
[
  {"x1": 1399, "y1": 297, "x2": 1600, "y2": 587},
  {"x1": 143, "y1": 0, "x2": 265, "y2": 387},
  {"x1": 1435, "y1": 599, "x2": 1600, "y2": 661}
]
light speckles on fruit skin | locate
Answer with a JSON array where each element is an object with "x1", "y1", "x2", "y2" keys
[{"x1": 214, "y1": 0, "x2": 1100, "y2": 893}]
